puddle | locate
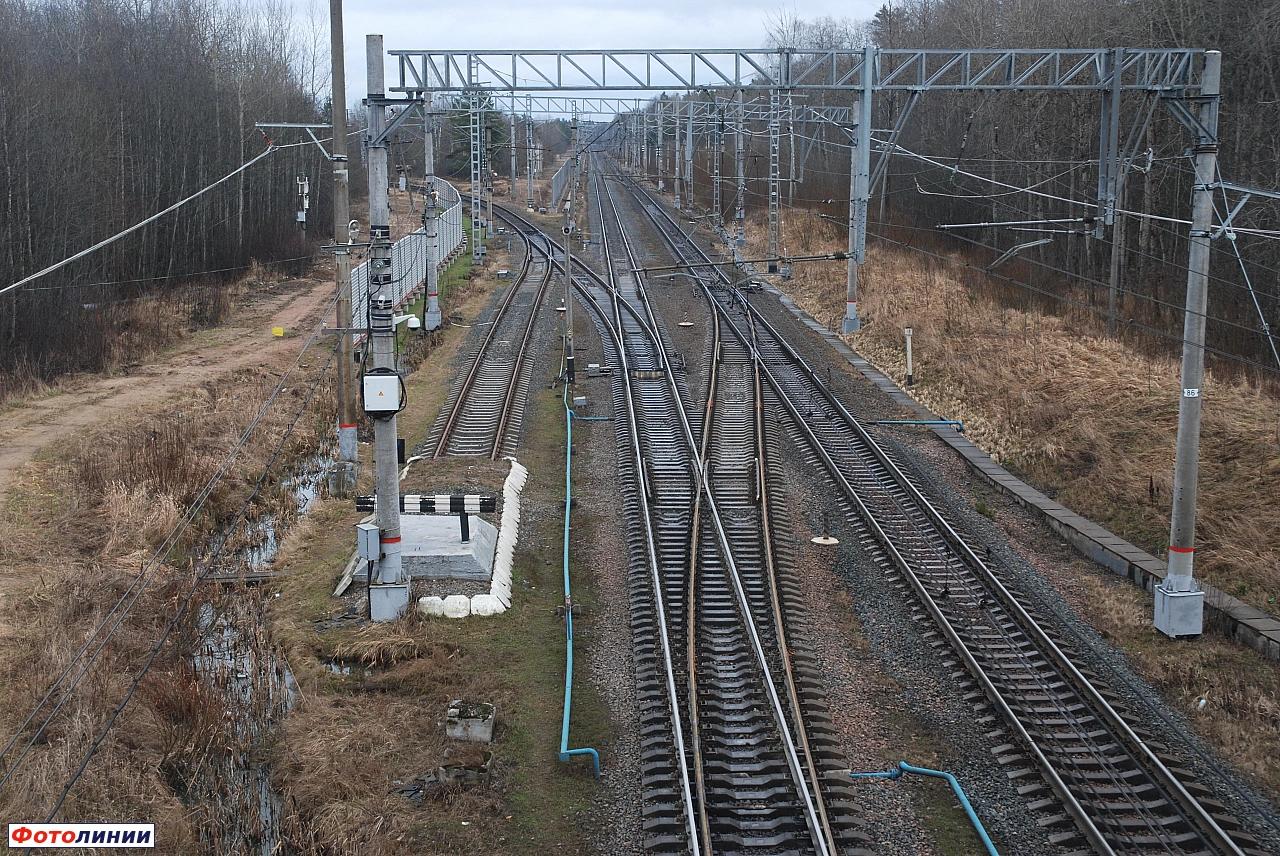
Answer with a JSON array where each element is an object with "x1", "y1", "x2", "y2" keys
[{"x1": 185, "y1": 447, "x2": 330, "y2": 853}]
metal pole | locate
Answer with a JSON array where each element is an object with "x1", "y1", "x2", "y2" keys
[
  {"x1": 684, "y1": 99, "x2": 694, "y2": 210},
  {"x1": 735, "y1": 89, "x2": 745, "y2": 247},
  {"x1": 423, "y1": 110, "x2": 441, "y2": 331},
  {"x1": 563, "y1": 111, "x2": 578, "y2": 384},
  {"x1": 674, "y1": 102, "x2": 683, "y2": 210},
  {"x1": 643, "y1": 107, "x2": 650, "y2": 179},
  {"x1": 711, "y1": 98, "x2": 722, "y2": 227},
  {"x1": 509, "y1": 96, "x2": 518, "y2": 197},
  {"x1": 365, "y1": 34, "x2": 407, "y2": 621},
  {"x1": 842, "y1": 45, "x2": 874, "y2": 334},
  {"x1": 1155, "y1": 50, "x2": 1220, "y2": 639},
  {"x1": 330, "y1": 0, "x2": 357, "y2": 478},
  {"x1": 526, "y1": 95, "x2": 535, "y2": 210},
  {"x1": 656, "y1": 101, "x2": 665, "y2": 191},
  {"x1": 484, "y1": 125, "x2": 495, "y2": 239},
  {"x1": 1106, "y1": 187, "x2": 1127, "y2": 338},
  {"x1": 1101, "y1": 47, "x2": 1124, "y2": 333},
  {"x1": 787, "y1": 91, "x2": 796, "y2": 207},
  {"x1": 470, "y1": 92, "x2": 484, "y2": 265},
  {"x1": 768, "y1": 88, "x2": 781, "y2": 273}
]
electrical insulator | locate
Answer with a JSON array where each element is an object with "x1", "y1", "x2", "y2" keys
[{"x1": 296, "y1": 175, "x2": 310, "y2": 230}]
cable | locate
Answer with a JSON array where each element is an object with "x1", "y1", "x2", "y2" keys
[
  {"x1": 19, "y1": 255, "x2": 321, "y2": 292},
  {"x1": 0, "y1": 142, "x2": 320, "y2": 298}
]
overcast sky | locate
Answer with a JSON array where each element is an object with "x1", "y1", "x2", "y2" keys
[{"x1": 331, "y1": 0, "x2": 882, "y2": 100}]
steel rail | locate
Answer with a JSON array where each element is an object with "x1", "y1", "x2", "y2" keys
[
  {"x1": 491, "y1": 203, "x2": 703, "y2": 852},
  {"x1": 430, "y1": 232, "x2": 538, "y2": 457},
  {"x1": 489, "y1": 249, "x2": 553, "y2": 458},
  {"x1": 748, "y1": 310, "x2": 842, "y2": 852},
  {"x1": 620, "y1": 169, "x2": 1248, "y2": 856},
  {"x1": 685, "y1": 315, "x2": 717, "y2": 855},
  {"x1": 594, "y1": 160, "x2": 831, "y2": 856}
]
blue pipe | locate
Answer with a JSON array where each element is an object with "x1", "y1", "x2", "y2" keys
[
  {"x1": 558, "y1": 382, "x2": 602, "y2": 778},
  {"x1": 871, "y1": 419, "x2": 965, "y2": 432},
  {"x1": 850, "y1": 761, "x2": 998, "y2": 856}
]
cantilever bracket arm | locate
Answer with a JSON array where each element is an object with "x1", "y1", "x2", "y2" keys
[
  {"x1": 254, "y1": 122, "x2": 335, "y2": 161},
  {"x1": 367, "y1": 96, "x2": 427, "y2": 146},
  {"x1": 869, "y1": 89, "x2": 921, "y2": 196},
  {"x1": 1160, "y1": 92, "x2": 1217, "y2": 145}
]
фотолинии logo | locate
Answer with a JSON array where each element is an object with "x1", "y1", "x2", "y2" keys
[{"x1": 7, "y1": 823, "x2": 154, "y2": 848}]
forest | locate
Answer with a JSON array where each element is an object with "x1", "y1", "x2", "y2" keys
[
  {"x1": 739, "y1": 1, "x2": 1280, "y2": 375},
  {"x1": 0, "y1": 0, "x2": 328, "y2": 396}
]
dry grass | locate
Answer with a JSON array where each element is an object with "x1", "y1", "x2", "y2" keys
[
  {"x1": 752, "y1": 209, "x2": 1280, "y2": 610},
  {"x1": 0, "y1": 359, "x2": 334, "y2": 850},
  {"x1": 740, "y1": 207, "x2": 1280, "y2": 792},
  {"x1": 265, "y1": 266, "x2": 604, "y2": 854},
  {"x1": 1075, "y1": 571, "x2": 1280, "y2": 792}
]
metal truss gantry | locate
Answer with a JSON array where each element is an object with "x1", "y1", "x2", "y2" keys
[
  {"x1": 390, "y1": 47, "x2": 1203, "y2": 92},
  {"x1": 371, "y1": 41, "x2": 1222, "y2": 641}
]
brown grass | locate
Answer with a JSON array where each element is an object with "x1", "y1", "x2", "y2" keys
[
  {"x1": 740, "y1": 206, "x2": 1280, "y2": 792},
  {"x1": 752, "y1": 209, "x2": 1280, "y2": 610},
  {"x1": 264, "y1": 261, "x2": 605, "y2": 854},
  {"x1": 0, "y1": 358, "x2": 335, "y2": 850}
]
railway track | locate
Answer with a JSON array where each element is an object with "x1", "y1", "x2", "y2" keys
[
  {"x1": 427, "y1": 230, "x2": 552, "y2": 458},
  {"x1": 590, "y1": 164, "x2": 870, "y2": 854},
  {"x1": 612, "y1": 164, "x2": 1264, "y2": 856},
  {"x1": 496, "y1": 174, "x2": 871, "y2": 851}
]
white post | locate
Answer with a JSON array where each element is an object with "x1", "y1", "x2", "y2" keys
[{"x1": 904, "y1": 326, "x2": 914, "y2": 386}]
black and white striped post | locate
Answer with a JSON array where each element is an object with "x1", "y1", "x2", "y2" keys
[{"x1": 354, "y1": 493, "x2": 497, "y2": 543}]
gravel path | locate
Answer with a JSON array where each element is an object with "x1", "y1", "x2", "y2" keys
[{"x1": 573, "y1": 230, "x2": 645, "y2": 856}]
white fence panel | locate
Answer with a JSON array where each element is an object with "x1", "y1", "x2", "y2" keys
[{"x1": 348, "y1": 178, "x2": 466, "y2": 330}]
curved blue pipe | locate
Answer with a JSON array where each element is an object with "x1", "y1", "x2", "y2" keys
[
  {"x1": 850, "y1": 761, "x2": 998, "y2": 856},
  {"x1": 558, "y1": 382, "x2": 602, "y2": 778}
]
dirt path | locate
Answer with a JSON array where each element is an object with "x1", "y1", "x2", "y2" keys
[{"x1": 0, "y1": 274, "x2": 337, "y2": 500}]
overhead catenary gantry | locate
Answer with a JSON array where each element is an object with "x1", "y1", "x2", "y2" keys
[{"x1": 367, "y1": 42, "x2": 1223, "y2": 642}]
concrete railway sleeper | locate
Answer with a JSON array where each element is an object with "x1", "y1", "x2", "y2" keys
[
  {"x1": 613, "y1": 165, "x2": 1262, "y2": 856},
  {"x1": 427, "y1": 228, "x2": 553, "y2": 458},
  {"x1": 593, "y1": 162, "x2": 870, "y2": 855}
]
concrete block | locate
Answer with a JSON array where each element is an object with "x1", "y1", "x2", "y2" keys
[
  {"x1": 1154, "y1": 586, "x2": 1205, "y2": 638},
  {"x1": 418, "y1": 596, "x2": 446, "y2": 617},
  {"x1": 470, "y1": 594, "x2": 506, "y2": 616},
  {"x1": 446, "y1": 701, "x2": 495, "y2": 743},
  {"x1": 442, "y1": 595, "x2": 471, "y2": 618},
  {"x1": 370, "y1": 583, "x2": 410, "y2": 622}
]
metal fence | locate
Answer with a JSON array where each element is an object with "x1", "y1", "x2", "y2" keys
[
  {"x1": 550, "y1": 160, "x2": 571, "y2": 209},
  {"x1": 349, "y1": 178, "x2": 465, "y2": 329}
]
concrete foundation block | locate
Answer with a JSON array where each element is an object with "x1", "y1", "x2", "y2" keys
[
  {"x1": 470, "y1": 594, "x2": 505, "y2": 616},
  {"x1": 418, "y1": 596, "x2": 446, "y2": 617},
  {"x1": 1154, "y1": 586, "x2": 1205, "y2": 638},
  {"x1": 370, "y1": 583, "x2": 410, "y2": 622},
  {"x1": 446, "y1": 701, "x2": 495, "y2": 743},
  {"x1": 442, "y1": 594, "x2": 471, "y2": 619}
]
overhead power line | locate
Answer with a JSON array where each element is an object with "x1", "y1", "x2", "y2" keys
[{"x1": 0, "y1": 140, "x2": 316, "y2": 299}]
